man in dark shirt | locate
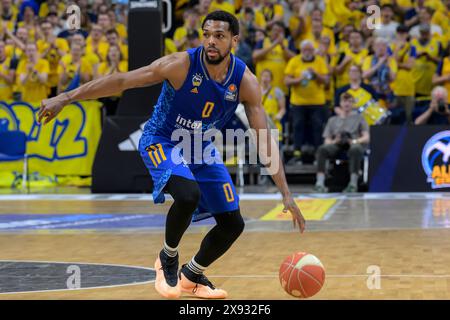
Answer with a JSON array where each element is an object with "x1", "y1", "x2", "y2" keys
[{"x1": 414, "y1": 86, "x2": 450, "y2": 125}]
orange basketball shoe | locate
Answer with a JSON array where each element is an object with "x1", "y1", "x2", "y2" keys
[
  {"x1": 154, "y1": 251, "x2": 181, "y2": 299},
  {"x1": 179, "y1": 264, "x2": 228, "y2": 299}
]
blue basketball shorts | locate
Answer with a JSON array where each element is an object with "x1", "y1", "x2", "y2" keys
[{"x1": 139, "y1": 136, "x2": 239, "y2": 222}]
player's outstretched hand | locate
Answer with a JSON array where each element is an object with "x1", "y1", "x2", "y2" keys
[
  {"x1": 38, "y1": 94, "x2": 69, "y2": 125},
  {"x1": 282, "y1": 195, "x2": 306, "y2": 234}
]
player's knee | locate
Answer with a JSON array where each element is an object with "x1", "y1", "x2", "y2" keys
[
  {"x1": 217, "y1": 209, "x2": 245, "y2": 239},
  {"x1": 171, "y1": 181, "x2": 201, "y2": 211},
  {"x1": 179, "y1": 187, "x2": 201, "y2": 210}
]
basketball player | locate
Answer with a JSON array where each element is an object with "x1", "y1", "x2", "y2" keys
[{"x1": 38, "y1": 11, "x2": 305, "y2": 299}]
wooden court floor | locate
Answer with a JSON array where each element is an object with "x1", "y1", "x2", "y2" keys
[{"x1": 1, "y1": 198, "x2": 450, "y2": 300}]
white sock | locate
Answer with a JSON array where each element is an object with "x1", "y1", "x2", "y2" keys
[
  {"x1": 163, "y1": 241, "x2": 178, "y2": 258},
  {"x1": 186, "y1": 257, "x2": 206, "y2": 275}
]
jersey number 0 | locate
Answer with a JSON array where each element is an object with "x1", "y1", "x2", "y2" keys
[{"x1": 202, "y1": 102, "x2": 215, "y2": 118}]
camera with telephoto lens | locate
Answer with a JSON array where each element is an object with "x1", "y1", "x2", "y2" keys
[
  {"x1": 437, "y1": 99, "x2": 447, "y2": 113},
  {"x1": 300, "y1": 70, "x2": 314, "y2": 87},
  {"x1": 338, "y1": 131, "x2": 353, "y2": 150}
]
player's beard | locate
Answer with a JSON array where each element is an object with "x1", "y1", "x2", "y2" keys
[{"x1": 204, "y1": 45, "x2": 231, "y2": 65}]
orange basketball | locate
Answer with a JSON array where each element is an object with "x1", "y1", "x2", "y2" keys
[{"x1": 279, "y1": 252, "x2": 325, "y2": 298}]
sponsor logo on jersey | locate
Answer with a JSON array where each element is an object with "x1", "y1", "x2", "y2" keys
[
  {"x1": 175, "y1": 114, "x2": 203, "y2": 130},
  {"x1": 192, "y1": 73, "x2": 202, "y2": 87},
  {"x1": 191, "y1": 73, "x2": 203, "y2": 93},
  {"x1": 224, "y1": 83, "x2": 237, "y2": 102}
]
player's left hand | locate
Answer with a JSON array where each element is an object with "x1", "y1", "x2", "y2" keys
[
  {"x1": 38, "y1": 94, "x2": 69, "y2": 125},
  {"x1": 282, "y1": 195, "x2": 306, "y2": 234}
]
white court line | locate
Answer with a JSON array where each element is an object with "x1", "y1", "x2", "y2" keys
[{"x1": 209, "y1": 274, "x2": 450, "y2": 279}]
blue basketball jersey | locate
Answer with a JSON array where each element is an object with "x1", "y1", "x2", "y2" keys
[{"x1": 139, "y1": 46, "x2": 247, "y2": 150}]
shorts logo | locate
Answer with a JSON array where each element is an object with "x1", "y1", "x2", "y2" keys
[
  {"x1": 224, "y1": 83, "x2": 237, "y2": 102},
  {"x1": 422, "y1": 131, "x2": 450, "y2": 189},
  {"x1": 223, "y1": 183, "x2": 235, "y2": 202},
  {"x1": 146, "y1": 143, "x2": 167, "y2": 168}
]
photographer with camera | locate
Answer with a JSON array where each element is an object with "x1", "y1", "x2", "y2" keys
[
  {"x1": 314, "y1": 93, "x2": 370, "y2": 193},
  {"x1": 414, "y1": 86, "x2": 450, "y2": 125}
]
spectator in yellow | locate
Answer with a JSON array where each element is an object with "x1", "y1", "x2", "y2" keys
[
  {"x1": 260, "y1": 69, "x2": 286, "y2": 140},
  {"x1": 209, "y1": 0, "x2": 235, "y2": 14},
  {"x1": 46, "y1": 12, "x2": 64, "y2": 36},
  {"x1": 360, "y1": 16, "x2": 375, "y2": 50},
  {"x1": 409, "y1": 7, "x2": 442, "y2": 39},
  {"x1": 196, "y1": 0, "x2": 212, "y2": 24},
  {"x1": 0, "y1": 0, "x2": 16, "y2": 35},
  {"x1": 253, "y1": 21, "x2": 296, "y2": 95},
  {"x1": 1, "y1": 0, "x2": 18, "y2": 25},
  {"x1": 342, "y1": 0, "x2": 365, "y2": 28},
  {"x1": 57, "y1": 43, "x2": 93, "y2": 94},
  {"x1": 287, "y1": 0, "x2": 302, "y2": 48},
  {"x1": 18, "y1": 5, "x2": 38, "y2": 42},
  {"x1": 325, "y1": 0, "x2": 353, "y2": 29},
  {"x1": 38, "y1": 0, "x2": 65, "y2": 18},
  {"x1": 164, "y1": 37, "x2": 177, "y2": 55},
  {"x1": 238, "y1": 7, "x2": 259, "y2": 48},
  {"x1": 96, "y1": 44, "x2": 128, "y2": 116},
  {"x1": 4, "y1": 26, "x2": 27, "y2": 61},
  {"x1": 37, "y1": 20, "x2": 70, "y2": 97},
  {"x1": 86, "y1": 24, "x2": 109, "y2": 62},
  {"x1": 261, "y1": 0, "x2": 284, "y2": 29},
  {"x1": 284, "y1": 39, "x2": 330, "y2": 161},
  {"x1": 16, "y1": 42, "x2": 49, "y2": 103},
  {"x1": 97, "y1": 45, "x2": 127, "y2": 77},
  {"x1": 391, "y1": 25, "x2": 417, "y2": 124},
  {"x1": 173, "y1": 9, "x2": 202, "y2": 51},
  {"x1": 335, "y1": 30, "x2": 368, "y2": 89},
  {"x1": 0, "y1": 40, "x2": 14, "y2": 101},
  {"x1": 405, "y1": 0, "x2": 429, "y2": 28},
  {"x1": 69, "y1": 33, "x2": 100, "y2": 68},
  {"x1": 316, "y1": 35, "x2": 337, "y2": 108},
  {"x1": 106, "y1": 9, "x2": 128, "y2": 40},
  {"x1": 105, "y1": 29, "x2": 128, "y2": 61},
  {"x1": 336, "y1": 24, "x2": 356, "y2": 53},
  {"x1": 335, "y1": 65, "x2": 380, "y2": 113},
  {"x1": 4, "y1": 26, "x2": 28, "y2": 98},
  {"x1": 362, "y1": 38, "x2": 398, "y2": 108},
  {"x1": 308, "y1": 19, "x2": 336, "y2": 57},
  {"x1": 411, "y1": 23, "x2": 442, "y2": 101},
  {"x1": 431, "y1": 0, "x2": 450, "y2": 48},
  {"x1": 433, "y1": 48, "x2": 450, "y2": 104},
  {"x1": 186, "y1": 30, "x2": 202, "y2": 49},
  {"x1": 97, "y1": 13, "x2": 114, "y2": 33},
  {"x1": 294, "y1": 3, "x2": 327, "y2": 46},
  {"x1": 238, "y1": 0, "x2": 266, "y2": 29}
]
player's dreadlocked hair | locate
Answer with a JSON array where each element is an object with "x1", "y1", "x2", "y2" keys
[{"x1": 201, "y1": 10, "x2": 240, "y2": 36}]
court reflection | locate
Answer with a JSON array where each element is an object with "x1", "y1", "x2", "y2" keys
[{"x1": 422, "y1": 198, "x2": 450, "y2": 229}]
